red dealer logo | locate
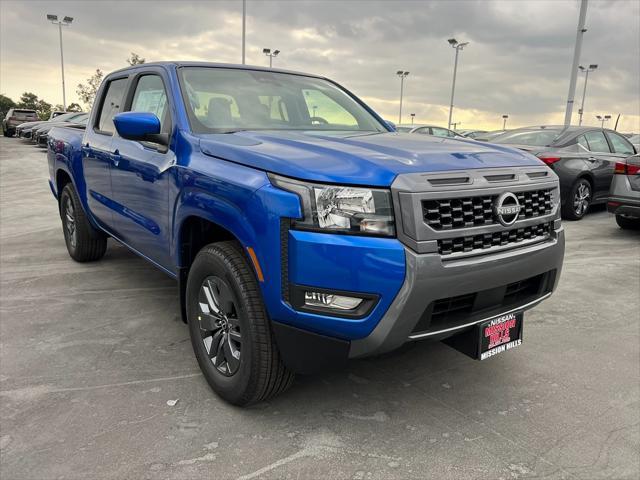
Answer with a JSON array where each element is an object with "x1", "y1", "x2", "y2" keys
[{"x1": 484, "y1": 316, "x2": 516, "y2": 349}]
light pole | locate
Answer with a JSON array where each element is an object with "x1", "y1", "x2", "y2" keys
[
  {"x1": 596, "y1": 114, "x2": 611, "y2": 128},
  {"x1": 263, "y1": 48, "x2": 280, "y2": 68},
  {"x1": 47, "y1": 14, "x2": 73, "y2": 110},
  {"x1": 563, "y1": 0, "x2": 589, "y2": 126},
  {"x1": 241, "y1": 0, "x2": 246, "y2": 64},
  {"x1": 410, "y1": 113, "x2": 415, "y2": 125},
  {"x1": 396, "y1": 70, "x2": 409, "y2": 125},
  {"x1": 447, "y1": 38, "x2": 469, "y2": 130},
  {"x1": 312, "y1": 105, "x2": 318, "y2": 118},
  {"x1": 502, "y1": 114, "x2": 509, "y2": 130},
  {"x1": 578, "y1": 64, "x2": 597, "y2": 126}
]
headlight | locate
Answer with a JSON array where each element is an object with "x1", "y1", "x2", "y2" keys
[{"x1": 270, "y1": 174, "x2": 395, "y2": 236}]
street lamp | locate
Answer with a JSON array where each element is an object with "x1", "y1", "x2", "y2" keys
[
  {"x1": 447, "y1": 38, "x2": 469, "y2": 130},
  {"x1": 595, "y1": 114, "x2": 611, "y2": 128},
  {"x1": 578, "y1": 64, "x2": 598, "y2": 126},
  {"x1": 410, "y1": 113, "x2": 416, "y2": 125},
  {"x1": 396, "y1": 70, "x2": 409, "y2": 125},
  {"x1": 263, "y1": 48, "x2": 280, "y2": 68},
  {"x1": 47, "y1": 14, "x2": 73, "y2": 110},
  {"x1": 502, "y1": 114, "x2": 509, "y2": 130}
]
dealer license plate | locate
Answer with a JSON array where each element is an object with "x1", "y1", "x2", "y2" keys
[{"x1": 478, "y1": 312, "x2": 523, "y2": 360}]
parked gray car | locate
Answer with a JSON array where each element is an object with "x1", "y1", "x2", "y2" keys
[
  {"x1": 490, "y1": 126, "x2": 637, "y2": 220},
  {"x1": 395, "y1": 124, "x2": 464, "y2": 138},
  {"x1": 608, "y1": 154, "x2": 640, "y2": 229}
]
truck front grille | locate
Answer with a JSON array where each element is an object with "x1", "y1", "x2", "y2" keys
[
  {"x1": 423, "y1": 188, "x2": 553, "y2": 231},
  {"x1": 438, "y1": 222, "x2": 552, "y2": 256}
]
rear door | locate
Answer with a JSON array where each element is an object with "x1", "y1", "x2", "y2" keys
[
  {"x1": 82, "y1": 76, "x2": 129, "y2": 230},
  {"x1": 582, "y1": 130, "x2": 616, "y2": 201},
  {"x1": 109, "y1": 71, "x2": 175, "y2": 270}
]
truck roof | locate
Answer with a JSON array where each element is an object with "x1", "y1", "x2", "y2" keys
[{"x1": 108, "y1": 61, "x2": 325, "y2": 80}]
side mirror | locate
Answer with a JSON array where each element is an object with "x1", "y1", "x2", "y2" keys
[{"x1": 113, "y1": 112, "x2": 167, "y2": 145}]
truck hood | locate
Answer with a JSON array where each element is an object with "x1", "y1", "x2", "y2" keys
[{"x1": 199, "y1": 131, "x2": 544, "y2": 186}]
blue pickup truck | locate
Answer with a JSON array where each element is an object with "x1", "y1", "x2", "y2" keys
[{"x1": 48, "y1": 62, "x2": 564, "y2": 405}]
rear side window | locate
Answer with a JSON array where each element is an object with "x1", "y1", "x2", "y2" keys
[
  {"x1": 97, "y1": 78, "x2": 128, "y2": 134},
  {"x1": 607, "y1": 132, "x2": 635, "y2": 155},
  {"x1": 130, "y1": 75, "x2": 170, "y2": 133},
  {"x1": 583, "y1": 131, "x2": 611, "y2": 153},
  {"x1": 431, "y1": 127, "x2": 451, "y2": 137},
  {"x1": 577, "y1": 135, "x2": 590, "y2": 151}
]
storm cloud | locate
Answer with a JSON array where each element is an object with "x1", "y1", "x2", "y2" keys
[{"x1": 1, "y1": 0, "x2": 638, "y2": 131}]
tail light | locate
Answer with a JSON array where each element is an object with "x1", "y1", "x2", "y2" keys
[
  {"x1": 536, "y1": 154, "x2": 561, "y2": 166},
  {"x1": 614, "y1": 161, "x2": 640, "y2": 175}
]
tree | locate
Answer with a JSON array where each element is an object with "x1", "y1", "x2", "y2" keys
[
  {"x1": 67, "y1": 103, "x2": 83, "y2": 112},
  {"x1": 0, "y1": 94, "x2": 16, "y2": 117},
  {"x1": 127, "y1": 52, "x2": 146, "y2": 65},
  {"x1": 76, "y1": 69, "x2": 104, "y2": 109},
  {"x1": 35, "y1": 99, "x2": 52, "y2": 120},
  {"x1": 18, "y1": 92, "x2": 39, "y2": 110},
  {"x1": 15, "y1": 92, "x2": 52, "y2": 119}
]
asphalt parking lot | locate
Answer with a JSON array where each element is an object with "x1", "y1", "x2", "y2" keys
[{"x1": 1, "y1": 136, "x2": 638, "y2": 480}]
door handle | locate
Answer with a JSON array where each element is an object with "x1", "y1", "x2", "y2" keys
[
  {"x1": 587, "y1": 156, "x2": 598, "y2": 162},
  {"x1": 111, "y1": 149, "x2": 121, "y2": 167}
]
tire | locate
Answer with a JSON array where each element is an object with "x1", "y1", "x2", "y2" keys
[
  {"x1": 562, "y1": 178, "x2": 592, "y2": 220},
  {"x1": 186, "y1": 241, "x2": 294, "y2": 406},
  {"x1": 616, "y1": 214, "x2": 640, "y2": 230},
  {"x1": 3, "y1": 127, "x2": 11, "y2": 137},
  {"x1": 59, "y1": 184, "x2": 107, "y2": 262}
]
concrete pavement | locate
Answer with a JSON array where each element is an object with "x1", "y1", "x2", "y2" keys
[{"x1": 1, "y1": 136, "x2": 638, "y2": 479}]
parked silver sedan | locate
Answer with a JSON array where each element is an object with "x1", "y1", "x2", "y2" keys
[
  {"x1": 608, "y1": 154, "x2": 640, "y2": 229},
  {"x1": 395, "y1": 124, "x2": 465, "y2": 138}
]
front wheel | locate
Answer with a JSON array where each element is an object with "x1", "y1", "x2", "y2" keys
[
  {"x1": 616, "y1": 214, "x2": 640, "y2": 230},
  {"x1": 562, "y1": 178, "x2": 592, "y2": 220},
  {"x1": 186, "y1": 241, "x2": 293, "y2": 406}
]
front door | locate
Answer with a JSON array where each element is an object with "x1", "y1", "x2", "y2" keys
[{"x1": 109, "y1": 73, "x2": 175, "y2": 271}]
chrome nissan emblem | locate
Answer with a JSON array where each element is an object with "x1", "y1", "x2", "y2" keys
[{"x1": 494, "y1": 192, "x2": 521, "y2": 226}]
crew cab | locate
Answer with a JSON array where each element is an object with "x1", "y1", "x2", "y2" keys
[{"x1": 47, "y1": 62, "x2": 565, "y2": 405}]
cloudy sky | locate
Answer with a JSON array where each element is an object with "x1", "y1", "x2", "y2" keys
[{"x1": 1, "y1": 0, "x2": 638, "y2": 131}]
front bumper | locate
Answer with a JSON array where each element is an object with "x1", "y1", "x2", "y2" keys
[{"x1": 350, "y1": 226, "x2": 564, "y2": 357}]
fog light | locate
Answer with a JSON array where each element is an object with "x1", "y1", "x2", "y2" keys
[{"x1": 304, "y1": 291, "x2": 363, "y2": 310}]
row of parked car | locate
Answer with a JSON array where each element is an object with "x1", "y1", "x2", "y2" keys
[
  {"x1": 398, "y1": 122, "x2": 640, "y2": 228},
  {"x1": 3, "y1": 105, "x2": 638, "y2": 230},
  {"x1": 2, "y1": 108, "x2": 88, "y2": 147}
]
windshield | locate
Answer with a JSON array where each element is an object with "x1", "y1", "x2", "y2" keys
[
  {"x1": 491, "y1": 129, "x2": 562, "y2": 146},
  {"x1": 178, "y1": 67, "x2": 386, "y2": 134},
  {"x1": 395, "y1": 126, "x2": 413, "y2": 133},
  {"x1": 629, "y1": 134, "x2": 639, "y2": 143}
]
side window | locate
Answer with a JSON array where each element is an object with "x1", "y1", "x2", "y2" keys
[
  {"x1": 130, "y1": 75, "x2": 169, "y2": 133},
  {"x1": 431, "y1": 127, "x2": 450, "y2": 137},
  {"x1": 577, "y1": 135, "x2": 590, "y2": 151},
  {"x1": 97, "y1": 78, "x2": 128, "y2": 134},
  {"x1": 302, "y1": 89, "x2": 358, "y2": 127},
  {"x1": 607, "y1": 132, "x2": 635, "y2": 155},
  {"x1": 583, "y1": 131, "x2": 611, "y2": 153},
  {"x1": 415, "y1": 127, "x2": 430, "y2": 135}
]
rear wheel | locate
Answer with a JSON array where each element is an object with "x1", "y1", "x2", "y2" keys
[
  {"x1": 3, "y1": 127, "x2": 11, "y2": 137},
  {"x1": 59, "y1": 184, "x2": 107, "y2": 262},
  {"x1": 615, "y1": 214, "x2": 640, "y2": 230},
  {"x1": 186, "y1": 241, "x2": 293, "y2": 406},
  {"x1": 562, "y1": 178, "x2": 592, "y2": 220}
]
